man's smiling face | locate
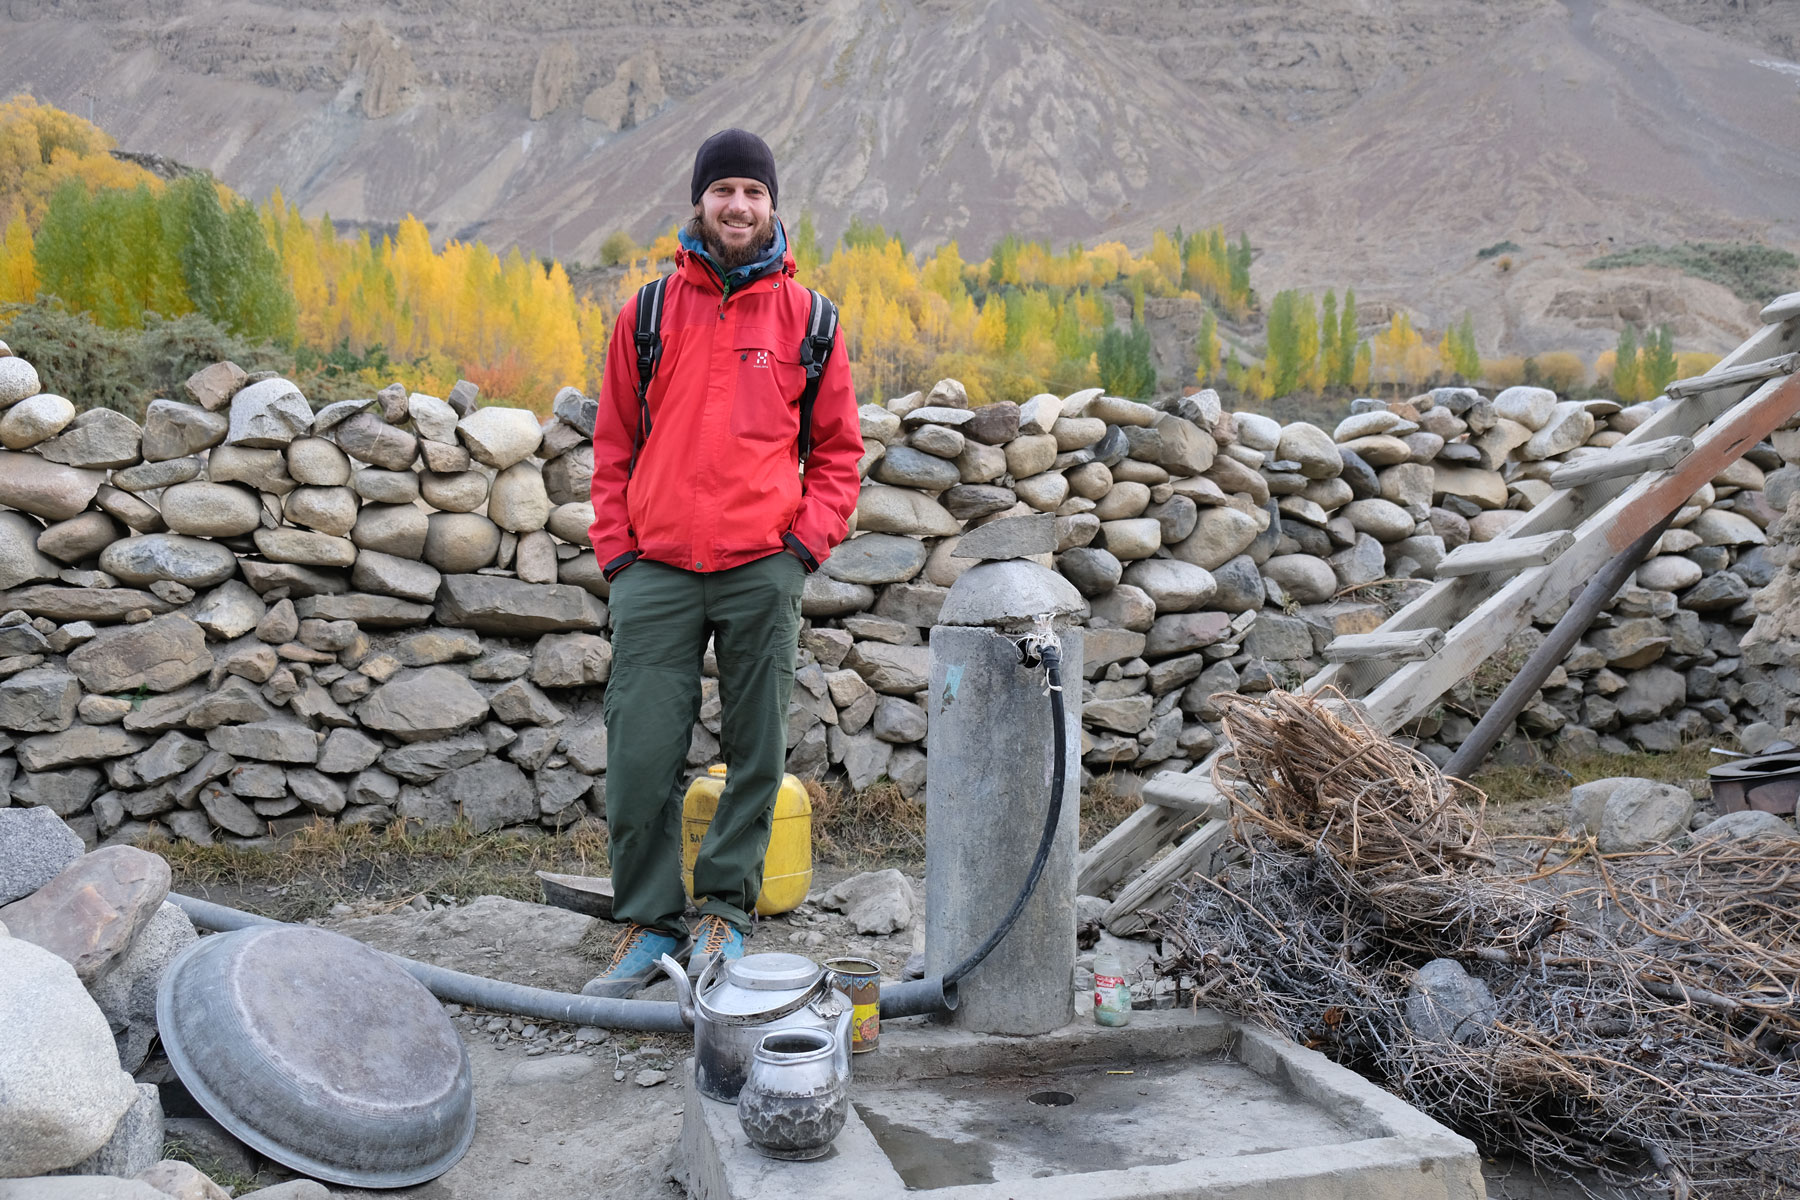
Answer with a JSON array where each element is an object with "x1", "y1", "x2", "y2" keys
[{"x1": 694, "y1": 177, "x2": 775, "y2": 269}]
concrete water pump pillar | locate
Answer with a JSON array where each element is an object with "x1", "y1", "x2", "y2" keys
[{"x1": 924, "y1": 516, "x2": 1086, "y2": 1035}]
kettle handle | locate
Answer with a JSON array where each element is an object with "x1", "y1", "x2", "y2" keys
[
  {"x1": 693, "y1": 960, "x2": 831, "y2": 1028},
  {"x1": 831, "y1": 993, "x2": 853, "y2": 1077}
]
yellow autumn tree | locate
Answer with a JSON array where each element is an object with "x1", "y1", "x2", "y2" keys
[{"x1": 0, "y1": 214, "x2": 36, "y2": 304}]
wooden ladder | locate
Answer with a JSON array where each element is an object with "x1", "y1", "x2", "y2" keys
[{"x1": 1080, "y1": 315, "x2": 1800, "y2": 936}]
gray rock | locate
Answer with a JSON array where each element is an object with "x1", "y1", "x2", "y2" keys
[
  {"x1": 132, "y1": 1161, "x2": 233, "y2": 1200},
  {"x1": 1208, "y1": 554, "x2": 1266, "y2": 613},
  {"x1": 1575, "y1": 777, "x2": 1696, "y2": 851},
  {"x1": 0, "y1": 450, "x2": 107, "y2": 520},
  {"x1": 489, "y1": 462, "x2": 551, "y2": 532},
  {"x1": 1680, "y1": 570, "x2": 1750, "y2": 612},
  {"x1": 872, "y1": 696, "x2": 928, "y2": 744},
  {"x1": 872, "y1": 445, "x2": 962, "y2": 491},
  {"x1": 0, "y1": 512, "x2": 58, "y2": 592},
  {"x1": 141, "y1": 399, "x2": 227, "y2": 461},
  {"x1": 1405, "y1": 958, "x2": 1497, "y2": 1044},
  {"x1": 34, "y1": 511, "x2": 123, "y2": 564},
  {"x1": 17, "y1": 726, "x2": 149, "y2": 772},
  {"x1": 0, "y1": 354, "x2": 41, "y2": 405},
  {"x1": 190, "y1": 581, "x2": 267, "y2": 641},
  {"x1": 351, "y1": 550, "x2": 442, "y2": 603},
  {"x1": 1056, "y1": 547, "x2": 1122, "y2": 597},
  {"x1": 378, "y1": 733, "x2": 488, "y2": 785},
  {"x1": 0, "y1": 667, "x2": 80, "y2": 733},
  {"x1": 0, "y1": 807, "x2": 84, "y2": 905},
  {"x1": 133, "y1": 732, "x2": 208, "y2": 785},
  {"x1": 843, "y1": 643, "x2": 931, "y2": 694},
  {"x1": 67, "y1": 616, "x2": 213, "y2": 695},
  {"x1": 403, "y1": 758, "x2": 536, "y2": 832},
  {"x1": 99, "y1": 534, "x2": 239, "y2": 590},
  {"x1": 801, "y1": 574, "x2": 875, "y2": 618},
  {"x1": 456, "y1": 406, "x2": 541, "y2": 469},
  {"x1": 316, "y1": 728, "x2": 383, "y2": 775},
  {"x1": 952, "y1": 513, "x2": 1055, "y2": 561},
  {"x1": 1144, "y1": 611, "x2": 1232, "y2": 657},
  {"x1": 1262, "y1": 554, "x2": 1337, "y2": 604},
  {"x1": 10, "y1": 767, "x2": 103, "y2": 816},
  {"x1": 88, "y1": 903, "x2": 196, "y2": 1072},
  {"x1": 435, "y1": 575, "x2": 605, "y2": 635},
  {"x1": 226, "y1": 377, "x2": 312, "y2": 448},
  {"x1": 822, "y1": 533, "x2": 929, "y2": 584},
  {"x1": 530, "y1": 633, "x2": 613, "y2": 688},
  {"x1": 1615, "y1": 666, "x2": 1686, "y2": 721},
  {"x1": 488, "y1": 678, "x2": 565, "y2": 726},
  {"x1": 204, "y1": 720, "x2": 319, "y2": 764},
  {"x1": 333, "y1": 412, "x2": 419, "y2": 471},
  {"x1": 818, "y1": 868, "x2": 913, "y2": 935},
  {"x1": 1692, "y1": 810, "x2": 1797, "y2": 843},
  {"x1": 0, "y1": 938, "x2": 139, "y2": 1175},
  {"x1": 32, "y1": 409, "x2": 143, "y2": 472},
  {"x1": 360, "y1": 667, "x2": 490, "y2": 743},
  {"x1": 1170, "y1": 507, "x2": 1259, "y2": 571},
  {"x1": 1328, "y1": 533, "x2": 1386, "y2": 589}
]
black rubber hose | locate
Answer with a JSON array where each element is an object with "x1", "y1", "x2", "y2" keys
[{"x1": 941, "y1": 636, "x2": 1067, "y2": 987}]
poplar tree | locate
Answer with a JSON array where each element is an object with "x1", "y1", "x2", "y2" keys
[
  {"x1": 1641, "y1": 325, "x2": 1677, "y2": 398},
  {"x1": 1319, "y1": 290, "x2": 1339, "y2": 389},
  {"x1": 1613, "y1": 324, "x2": 1640, "y2": 402},
  {"x1": 1195, "y1": 309, "x2": 1218, "y2": 384}
]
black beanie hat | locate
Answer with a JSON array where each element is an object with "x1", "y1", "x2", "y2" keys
[{"x1": 690, "y1": 129, "x2": 778, "y2": 209}]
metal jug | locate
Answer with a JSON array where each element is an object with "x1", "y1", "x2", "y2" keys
[{"x1": 658, "y1": 951, "x2": 852, "y2": 1102}]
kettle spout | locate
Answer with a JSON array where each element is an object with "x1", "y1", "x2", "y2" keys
[{"x1": 658, "y1": 954, "x2": 696, "y2": 1029}]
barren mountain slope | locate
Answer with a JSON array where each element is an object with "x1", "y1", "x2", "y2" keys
[
  {"x1": 1123, "y1": 0, "x2": 1800, "y2": 357},
  {"x1": 478, "y1": 0, "x2": 1272, "y2": 258}
]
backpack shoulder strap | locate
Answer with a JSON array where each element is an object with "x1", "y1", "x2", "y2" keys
[
  {"x1": 796, "y1": 288, "x2": 839, "y2": 466},
  {"x1": 628, "y1": 275, "x2": 669, "y2": 475}
]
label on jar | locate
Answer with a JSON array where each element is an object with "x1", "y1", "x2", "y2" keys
[{"x1": 1094, "y1": 973, "x2": 1125, "y2": 1008}]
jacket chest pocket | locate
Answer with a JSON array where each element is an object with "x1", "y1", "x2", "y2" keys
[{"x1": 729, "y1": 330, "x2": 805, "y2": 444}]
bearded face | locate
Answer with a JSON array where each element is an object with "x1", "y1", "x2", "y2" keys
[{"x1": 690, "y1": 177, "x2": 776, "y2": 269}]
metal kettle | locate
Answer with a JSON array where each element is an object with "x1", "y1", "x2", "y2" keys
[{"x1": 658, "y1": 951, "x2": 852, "y2": 1103}]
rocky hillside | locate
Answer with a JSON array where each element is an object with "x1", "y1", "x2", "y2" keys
[{"x1": 0, "y1": 0, "x2": 1795, "y2": 354}]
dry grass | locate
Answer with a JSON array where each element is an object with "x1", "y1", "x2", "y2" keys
[
  {"x1": 1080, "y1": 773, "x2": 1141, "y2": 849},
  {"x1": 156, "y1": 817, "x2": 611, "y2": 923},
  {"x1": 805, "y1": 777, "x2": 925, "y2": 867}
]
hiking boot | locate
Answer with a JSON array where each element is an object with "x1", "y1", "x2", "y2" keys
[
  {"x1": 687, "y1": 914, "x2": 746, "y2": 977},
  {"x1": 581, "y1": 923, "x2": 688, "y2": 999}
]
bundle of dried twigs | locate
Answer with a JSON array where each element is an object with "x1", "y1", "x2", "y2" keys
[{"x1": 1164, "y1": 689, "x2": 1800, "y2": 1199}]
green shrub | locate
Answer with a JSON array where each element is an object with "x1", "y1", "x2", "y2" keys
[
  {"x1": 1586, "y1": 242, "x2": 1799, "y2": 303},
  {"x1": 1476, "y1": 240, "x2": 1520, "y2": 260}
]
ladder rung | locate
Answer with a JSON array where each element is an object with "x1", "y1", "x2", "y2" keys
[
  {"x1": 1324, "y1": 628, "x2": 1445, "y2": 663},
  {"x1": 1665, "y1": 352, "x2": 1797, "y2": 399},
  {"x1": 1435, "y1": 530, "x2": 1574, "y2": 578},
  {"x1": 1548, "y1": 435, "x2": 1693, "y2": 489},
  {"x1": 1139, "y1": 771, "x2": 1225, "y2": 817}
]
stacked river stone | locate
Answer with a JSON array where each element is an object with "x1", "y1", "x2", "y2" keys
[{"x1": 0, "y1": 342, "x2": 1788, "y2": 847}]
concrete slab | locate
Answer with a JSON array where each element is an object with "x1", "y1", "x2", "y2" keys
[{"x1": 679, "y1": 1009, "x2": 1485, "y2": 1200}]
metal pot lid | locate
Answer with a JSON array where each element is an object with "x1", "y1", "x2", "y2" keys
[
  {"x1": 156, "y1": 924, "x2": 476, "y2": 1189},
  {"x1": 701, "y1": 952, "x2": 824, "y2": 1018}
]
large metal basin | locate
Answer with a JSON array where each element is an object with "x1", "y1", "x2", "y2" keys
[{"x1": 157, "y1": 924, "x2": 476, "y2": 1188}]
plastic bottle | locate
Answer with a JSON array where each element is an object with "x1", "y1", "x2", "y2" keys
[{"x1": 1092, "y1": 951, "x2": 1132, "y2": 1027}]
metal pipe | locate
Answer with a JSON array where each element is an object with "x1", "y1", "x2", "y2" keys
[
  {"x1": 169, "y1": 893, "x2": 689, "y2": 1032},
  {"x1": 1443, "y1": 511, "x2": 1679, "y2": 780}
]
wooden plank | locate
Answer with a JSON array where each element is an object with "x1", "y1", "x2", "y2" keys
[
  {"x1": 1435, "y1": 530, "x2": 1574, "y2": 578},
  {"x1": 1547, "y1": 435, "x2": 1692, "y2": 489},
  {"x1": 1077, "y1": 800, "x2": 1194, "y2": 897},
  {"x1": 1100, "y1": 817, "x2": 1232, "y2": 935},
  {"x1": 1139, "y1": 770, "x2": 1227, "y2": 817},
  {"x1": 1324, "y1": 628, "x2": 1443, "y2": 663},
  {"x1": 1665, "y1": 352, "x2": 1796, "y2": 399}
]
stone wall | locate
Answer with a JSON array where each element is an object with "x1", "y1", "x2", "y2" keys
[{"x1": 0, "y1": 343, "x2": 1789, "y2": 848}]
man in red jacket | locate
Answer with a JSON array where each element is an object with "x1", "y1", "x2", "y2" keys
[{"x1": 584, "y1": 129, "x2": 863, "y2": 997}]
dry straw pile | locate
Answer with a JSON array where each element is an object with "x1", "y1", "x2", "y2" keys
[{"x1": 1165, "y1": 690, "x2": 1800, "y2": 1198}]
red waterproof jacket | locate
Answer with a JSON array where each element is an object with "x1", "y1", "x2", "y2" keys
[{"x1": 587, "y1": 246, "x2": 863, "y2": 577}]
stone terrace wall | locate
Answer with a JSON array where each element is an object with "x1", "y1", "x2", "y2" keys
[{"x1": 0, "y1": 345, "x2": 1790, "y2": 849}]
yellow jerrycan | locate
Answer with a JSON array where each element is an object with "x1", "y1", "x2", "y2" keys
[{"x1": 681, "y1": 764, "x2": 812, "y2": 917}]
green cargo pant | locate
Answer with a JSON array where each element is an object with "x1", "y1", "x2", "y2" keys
[{"x1": 602, "y1": 551, "x2": 805, "y2": 936}]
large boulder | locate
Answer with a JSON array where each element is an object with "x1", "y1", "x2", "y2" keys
[
  {"x1": 0, "y1": 450, "x2": 105, "y2": 520},
  {"x1": 456, "y1": 406, "x2": 541, "y2": 469},
  {"x1": 0, "y1": 512, "x2": 59, "y2": 592},
  {"x1": 818, "y1": 868, "x2": 913, "y2": 935},
  {"x1": 0, "y1": 847, "x2": 172, "y2": 985},
  {"x1": 0, "y1": 937, "x2": 140, "y2": 1175}
]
